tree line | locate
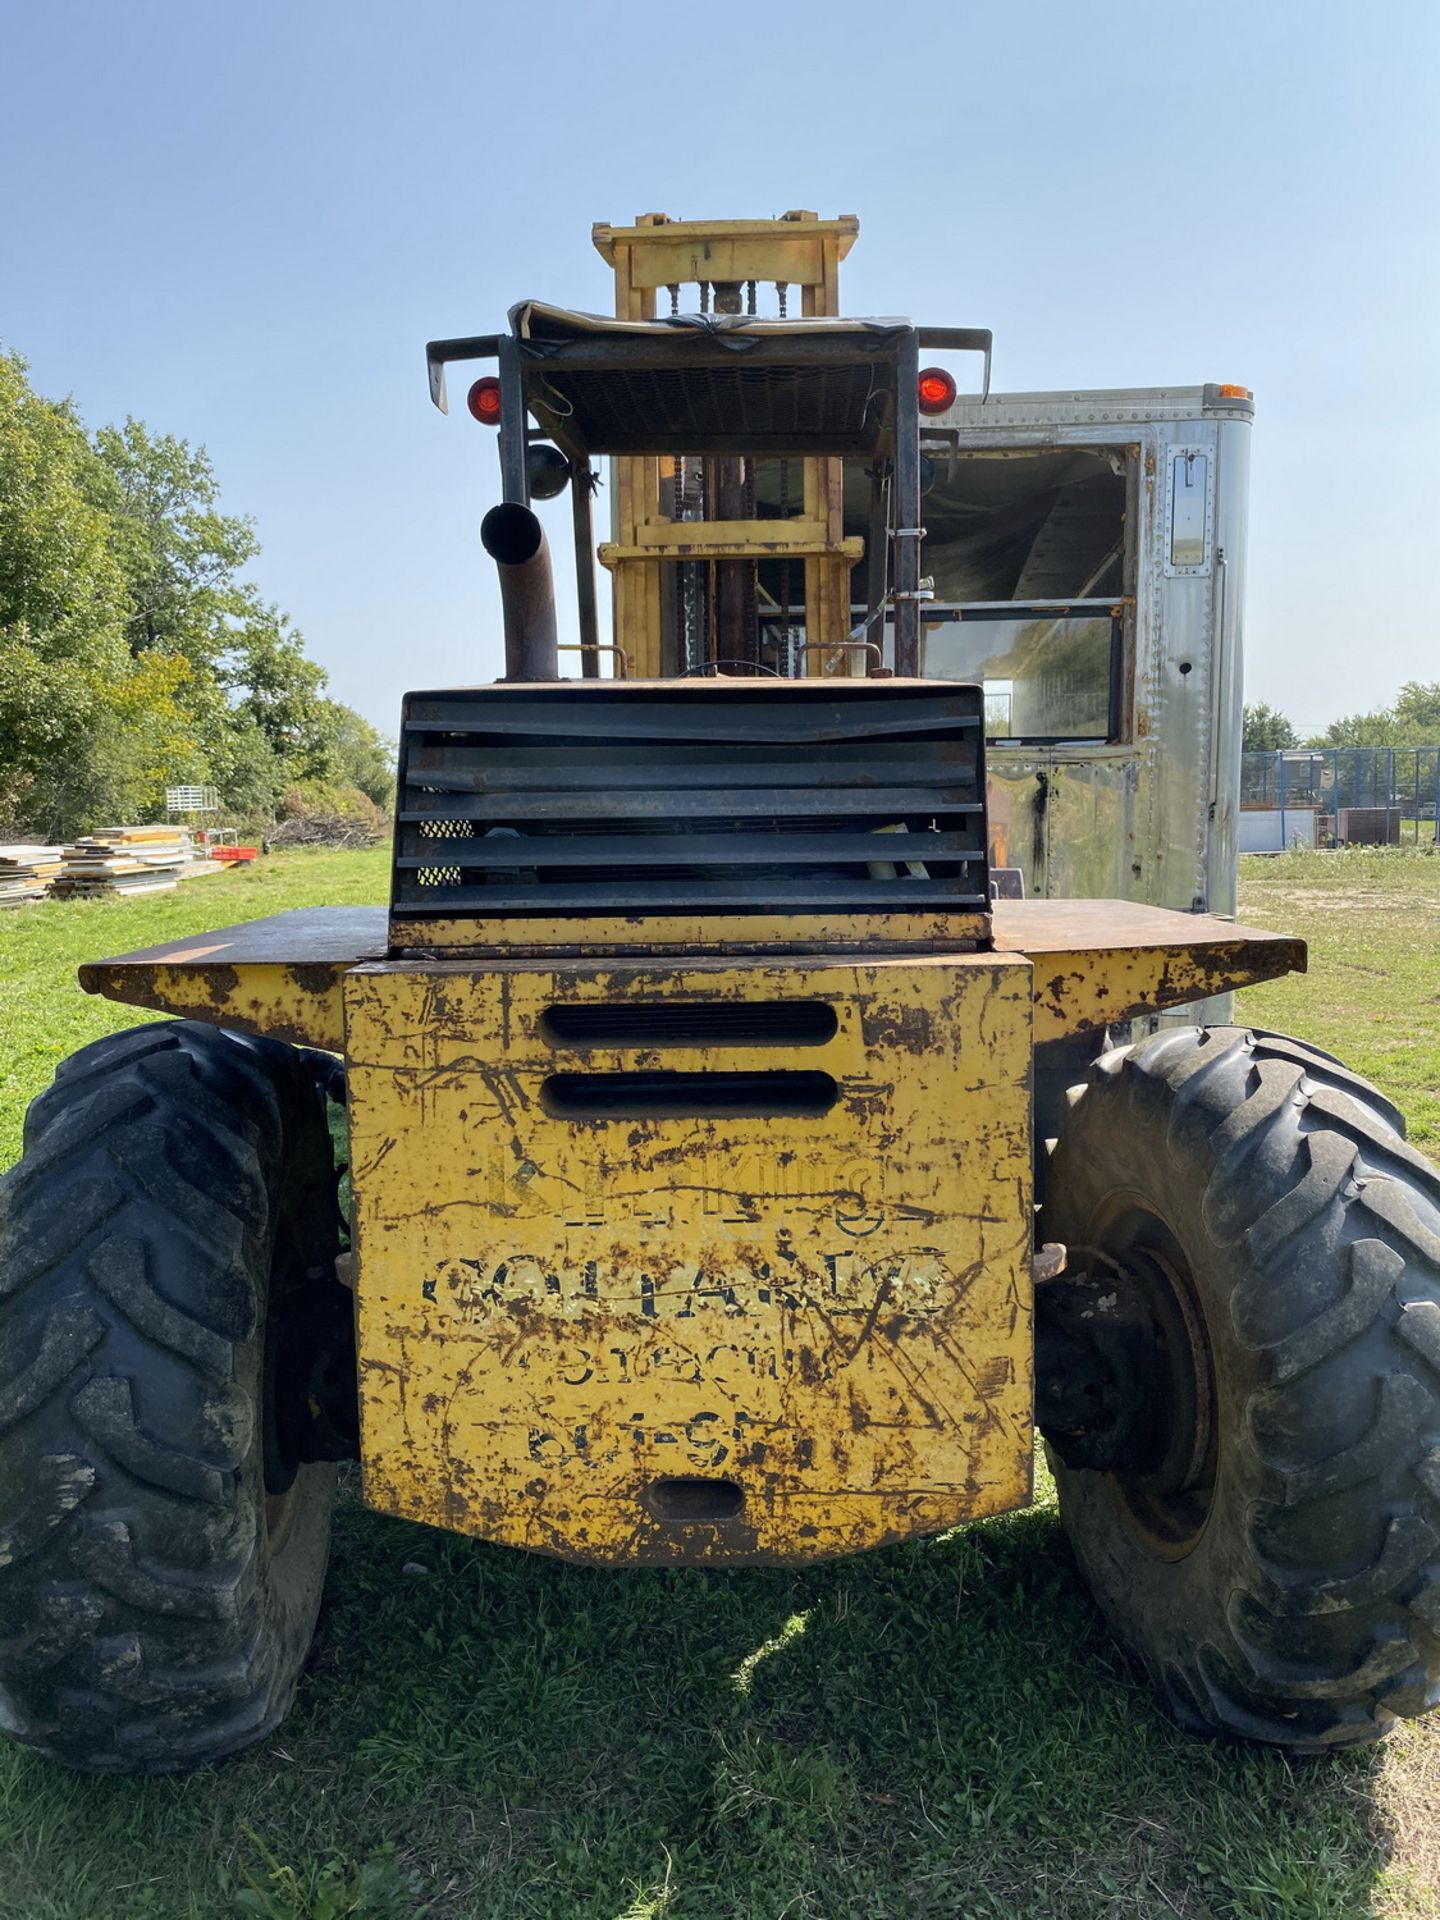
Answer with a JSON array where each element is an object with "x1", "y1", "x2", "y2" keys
[
  {"x1": 1244, "y1": 682, "x2": 1440, "y2": 755},
  {"x1": 0, "y1": 348, "x2": 392, "y2": 842}
]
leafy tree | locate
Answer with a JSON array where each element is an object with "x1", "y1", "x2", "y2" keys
[
  {"x1": 92, "y1": 418, "x2": 259, "y2": 665},
  {"x1": 1242, "y1": 702, "x2": 1298, "y2": 752},
  {"x1": 0, "y1": 348, "x2": 352, "y2": 837},
  {"x1": 1312, "y1": 708, "x2": 1402, "y2": 748},
  {"x1": 0, "y1": 349, "x2": 202, "y2": 835},
  {"x1": 1394, "y1": 680, "x2": 1440, "y2": 739},
  {"x1": 1312, "y1": 681, "x2": 1440, "y2": 749},
  {"x1": 93, "y1": 419, "x2": 340, "y2": 807},
  {"x1": 324, "y1": 703, "x2": 395, "y2": 809},
  {"x1": 225, "y1": 609, "x2": 335, "y2": 781},
  {"x1": 35, "y1": 652, "x2": 201, "y2": 835},
  {"x1": 206, "y1": 712, "x2": 286, "y2": 821}
]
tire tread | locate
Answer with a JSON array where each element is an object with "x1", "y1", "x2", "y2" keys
[
  {"x1": 1046, "y1": 1023, "x2": 1440, "y2": 1750},
  {"x1": 0, "y1": 1020, "x2": 337, "y2": 1772}
]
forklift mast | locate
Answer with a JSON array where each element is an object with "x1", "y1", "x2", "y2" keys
[{"x1": 425, "y1": 210, "x2": 991, "y2": 683}]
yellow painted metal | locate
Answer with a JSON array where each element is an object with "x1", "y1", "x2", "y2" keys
[
  {"x1": 390, "y1": 909, "x2": 990, "y2": 958},
  {"x1": 986, "y1": 898, "x2": 1309, "y2": 1043},
  {"x1": 595, "y1": 211, "x2": 859, "y2": 675},
  {"x1": 77, "y1": 908, "x2": 389, "y2": 1050},
  {"x1": 77, "y1": 902, "x2": 1307, "y2": 1050},
  {"x1": 79, "y1": 960, "x2": 350, "y2": 1051},
  {"x1": 608, "y1": 223, "x2": 664, "y2": 678},
  {"x1": 592, "y1": 213, "x2": 859, "y2": 289},
  {"x1": 622, "y1": 516, "x2": 835, "y2": 550},
  {"x1": 77, "y1": 897, "x2": 1306, "y2": 1573},
  {"x1": 599, "y1": 534, "x2": 864, "y2": 565},
  {"x1": 79, "y1": 958, "x2": 345, "y2": 1050},
  {"x1": 1028, "y1": 936, "x2": 1297, "y2": 1042},
  {"x1": 344, "y1": 952, "x2": 1035, "y2": 1564}
]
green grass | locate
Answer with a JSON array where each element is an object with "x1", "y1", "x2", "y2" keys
[
  {"x1": 1237, "y1": 846, "x2": 1440, "y2": 1152},
  {"x1": 0, "y1": 848, "x2": 390, "y2": 1169},
  {"x1": 0, "y1": 848, "x2": 1437, "y2": 1919}
]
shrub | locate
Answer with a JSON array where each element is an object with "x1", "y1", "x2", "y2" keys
[{"x1": 270, "y1": 780, "x2": 386, "y2": 848}]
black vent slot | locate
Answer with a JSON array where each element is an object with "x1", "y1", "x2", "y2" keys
[
  {"x1": 537, "y1": 361, "x2": 888, "y2": 456},
  {"x1": 541, "y1": 1002, "x2": 838, "y2": 1048},
  {"x1": 645, "y1": 1477, "x2": 746, "y2": 1522},
  {"x1": 392, "y1": 681, "x2": 989, "y2": 924},
  {"x1": 540, "y1": 1070, "x2": 838, "y2": 1120}
]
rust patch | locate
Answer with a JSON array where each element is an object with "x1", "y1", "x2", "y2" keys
[
  {"x1": 204, "y1": 963, "x2": 242, "y2": 1005},
  {"x1": 857, "y1": 1001, "x2": 934, "y2": 1054},
  {"x1": 289, "y1": 962, "x2": 342, "y2": 997}
]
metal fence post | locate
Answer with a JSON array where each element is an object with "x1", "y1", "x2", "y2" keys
[
  {"x1": 1279, "y1": 747, "x2": 1288, "y2": 851},
  {"x1": 1415, "y1": 747, "x2": 1423, "y2": 845},
  {"x1": 1336, "y1": 744, "x2": 1351, "y2": 844}
]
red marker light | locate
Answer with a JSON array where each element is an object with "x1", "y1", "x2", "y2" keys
[
  {"x1": 917, "y1": 367, "x2": 956, "y2": 415},
  {"x1": 467, "y1": 376, "x2": 502, "y2": 425}
]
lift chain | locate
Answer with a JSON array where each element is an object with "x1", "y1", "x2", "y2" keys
[{"x1": 775, "y1": 280, "x2": 792, "y2": 675}]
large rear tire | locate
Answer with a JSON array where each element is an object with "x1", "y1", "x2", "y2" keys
[
  {"x1": 1040, "y1": 1025, "x2": 1440, "y2": 1751},
  {"x1": 0, "y1": 1021, "x2": 346, "y2": 1773}
]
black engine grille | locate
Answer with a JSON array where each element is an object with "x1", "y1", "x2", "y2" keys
[
  {"x1": 391, "y1": 681, "x2": 988, "y2": 925},
  {"x1": 536, "y1": 361, "x2": 888, "y2": 456}
]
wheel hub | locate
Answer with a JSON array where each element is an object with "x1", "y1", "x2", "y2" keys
[
  {"x1": 1034, "y1": 1269, "x2": 1164, "y2": 1473},
  {"x1": 262, "y1": 1278, "x2": 360, "y2": 1499},
  {"x1": 1035, "y1": 1224, "x2": 1217, "y2": 1553}
]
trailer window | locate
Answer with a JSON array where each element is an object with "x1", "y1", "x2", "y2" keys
[
  {"x1": 901, "y1": 444, "x2": 1131, "y2": 742},
  {"x1": 919, "y1": 448, "x2": 1127, "y2": 602},
  {"x1": 921, "y1": 611, "x2": 1117, "y2": 742},
  {"x1": 1165, "y1": 446, "x2": 1213, "y2": 574},
  {"x1": 758, "y1": 444, "x2": 1132, "y2": 737}
]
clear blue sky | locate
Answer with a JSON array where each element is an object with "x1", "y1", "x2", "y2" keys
[{"x1": 4, "y1": 0, "x2": 1436, "y2": 738}]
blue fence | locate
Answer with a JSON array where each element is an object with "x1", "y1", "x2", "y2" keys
[{"x1": 1240, "y1": 746, "x2": 1440, "y2": 845}]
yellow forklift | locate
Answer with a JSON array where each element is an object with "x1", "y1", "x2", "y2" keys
[{"x1": 2, "y1": 213, "x2": 1437, "y2": 1773}]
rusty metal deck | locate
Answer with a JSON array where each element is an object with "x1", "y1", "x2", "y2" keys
[
  {"x1": 77, "y1": 908, "x2": 389, "y2": 1050},
  {"x1": 990, "y1": 898, "x2": 1307, "y2": 1040},
  {"x1": 78, "y1": 901, "x2": 1305, "y2": 1051}
]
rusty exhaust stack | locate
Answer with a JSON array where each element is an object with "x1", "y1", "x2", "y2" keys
[{"x1": 480, "y1": 503, "x2": 559, "y2": 681}]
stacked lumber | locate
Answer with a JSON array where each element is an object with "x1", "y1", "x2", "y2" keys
[
  {"x1": 0, "y1": 846, "x2": 65, "y2": 907},
  {"x1": 52, "y1": 825, "x2": 191, "y2": 900}
]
